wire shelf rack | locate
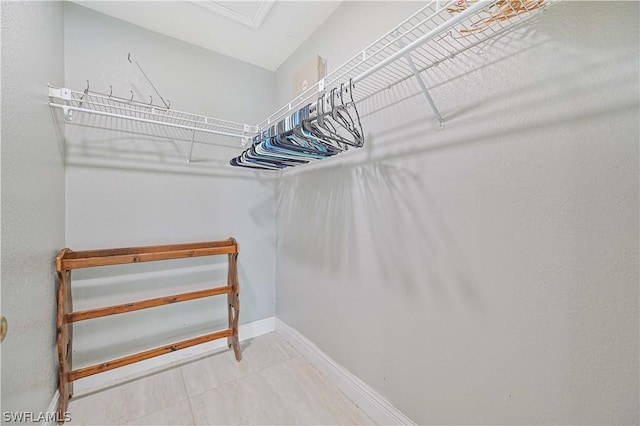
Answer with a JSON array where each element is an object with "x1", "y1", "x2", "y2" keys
[
  {"x1": 258, "y1": 0, "x2": 555, "y2": 130},
  {"x1": 49, "y1": 86, "x2": 258, "y2": 154},
  {"x1": 49, "y1": 0, "x2": 555, "y2": 168}
]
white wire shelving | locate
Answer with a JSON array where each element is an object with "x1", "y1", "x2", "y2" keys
[
  {"x1": 258, "y1": 0, "x2": 555, "y2": 130},
  {"x1": 48, "y1": 86, "x2": 258, "y2": 161},
  {"x1": 49, "y1": 0, "x2": 555, "y2": 167}
]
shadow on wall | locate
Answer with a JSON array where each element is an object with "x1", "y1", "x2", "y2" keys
[
  {"x1": 58, "y1": 111, "x2": 274, "y2": 180},
  {"x1": 277, "y1": 153, "x2": 479, "y2": 301},
  {"x1": 276, "y1": 2, "x2": 639, "y2": 298},
  {"x1": 277, "y1": 110, "x2": 637, "y2": 290}
]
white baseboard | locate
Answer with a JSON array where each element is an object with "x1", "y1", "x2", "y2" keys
[
  {"x1": 42, "y1": 390, "x2": 60, "y2": 426},
  {"x1": 238, "y1": 316, "x2": 276, "y2": 339},
  {"x1": 275, "y1": 318, "x2": 415, "y2": 426},
  {"x1": 43, "y1": 316, "x2": 275, "y2": 424},
  {"x1": 45, "y1": 317, "x2": 412, "y2": 425}
]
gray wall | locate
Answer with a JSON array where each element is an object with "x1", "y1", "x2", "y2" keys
[
  {"x1": 1, "y1": 0, "x2": 66, "y2": 416},
  {"x1": 63, "y1": 3, "x2": 277, "y2": 391},
  {"x1": 275, "y1": 2, "x2": 639, "y2": 424}
]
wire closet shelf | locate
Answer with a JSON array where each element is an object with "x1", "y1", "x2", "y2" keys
[
  {"x1": 49, "y1": 0, "x2": 554, "y2": 160},
  {"x1": 257, "y1": 0, "x2": 555, "y2": 130},
  {"x1": 48, "y1": 86, "x2": 259, "y2": 149}
]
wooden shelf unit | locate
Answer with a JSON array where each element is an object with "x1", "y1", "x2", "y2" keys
[{"x1": 55, "y1": 238, "x2": 241, "y2": 423}]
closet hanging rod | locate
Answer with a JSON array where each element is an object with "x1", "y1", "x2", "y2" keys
[
  {"x1": 257, "y1": 1, "x2": 481, "y2": 128},
  {"x1": 351, "y1": 0, "x2": 487, "y2": 85},
  {"x1": 49, "y1": 85, "x2": 258, "y2": 146},
  {"x1": 352, "y1": 18, "x2": 531, "y2": 108},
  {"x1": 50, "y1": 86, "x2": 256, "y2": 130},
  {"x1": 48, "y1": 104, "x2": 250, "y2": 140},
  {"x1": 57, "y1": 98, "x2": 250, "y2": 134},
  {"x1": 258, "y1": 0, "x2": 553, "y2": 130}
]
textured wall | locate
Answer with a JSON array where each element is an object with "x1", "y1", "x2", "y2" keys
[
  {"x1": 63, "y1": 3, "x2": 277, "y2": 391},
  {"x1": 275, "y1": 2, "x2": 639, "y2": 424},
  {"x1": 1, "y1": 0, "x2": 66, "y2": 415}
]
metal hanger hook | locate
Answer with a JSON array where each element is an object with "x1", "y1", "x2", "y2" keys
[
  {"x1": 348, "y1": 78, "x2": 356, "y2": 102},
  {"x1": 129, "y1": 90, "x2": 134, "y2": 102},
  {"x1": 80, "y1": 80, "x2": 89, "y2": 100}
]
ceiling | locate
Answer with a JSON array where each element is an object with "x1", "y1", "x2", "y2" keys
[{"x1": 70, "y1": 1, "x2": 343, "y2": 71}]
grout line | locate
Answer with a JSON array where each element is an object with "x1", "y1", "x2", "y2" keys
[
  {"x1": 70, "y1": 333, "x2": 298, "y2": 423},
  {"x1": 108, "y1": 369, "x2": 194, "y2": 425},
  {"x1": 185, "y1": 354, "x2": 295, "y2": 401},
  {"x1": 178, "y1": 368, "x2": 198, "y2": 426},
  {"x1": 120, "y1": 399, "x2": 191, "y2": 426},
  {"x1": 188, "y1": 374, "x2": 241, "y2": 399},
  {"x1": 71, "y1": 317, "x2": 275, "y2": 399},
  {"x1": 294, "y1": 355, "x2": 377, "y2": 424},
  {"x1": 229, "y1": 338, "x2": 302, "y2": 381},
  {"x1": 185, "y1": 336, "x2": 301, "y2": 400},
  {"x1": 123, "y1": 371, "x2": 193, "y2": 425}
]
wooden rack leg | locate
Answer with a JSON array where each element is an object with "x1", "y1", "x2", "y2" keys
[
  {"x1": 56, "y1": 256, "x2": 73, "y2": 424},
  {"x1": 227, "y1": 252, "x2": 241, "y2": 361}
]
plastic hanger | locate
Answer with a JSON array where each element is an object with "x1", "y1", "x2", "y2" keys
[
  {"x1": 230, "y1": 79, "x2": 364, "y2": 170},
  {"x1": 326, "y1": 82, "x2": 363, "y2": 147}
]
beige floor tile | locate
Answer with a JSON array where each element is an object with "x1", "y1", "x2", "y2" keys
[
  {"x1": 235, "y1": 362, "x2": 310, "y2": 425},
  {"x1": 66, "y1": 333, "x2": 373, "y2": 426},
  {"x1": 190, "y1": 355, "x2": 375, "y2": 425},
  {"x1": 238, "y1": 332, "x2": 300, "y2": 371},
  {"x1": 251, "y1": 356, "x2": 375, "y2": 425},
  {"x1": 189, "y1": 379, "x2": 254, "y2": 425},
  {"x1": 180, "y1": 349, "x2": 240, "y2": 398},
  {"x1": 124, "y1": 400, "x2": 194, "y2": 426},
  {"x1": 68, "y1": 368, "x2": 188, "y2": 425},
  {"x1": 180, "y1": 332, "x2": 298, "y2": 398}
]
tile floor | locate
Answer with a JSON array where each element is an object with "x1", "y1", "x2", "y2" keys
[{"x1": 68, "y1": 333, "x2": 375, "y2": 425}]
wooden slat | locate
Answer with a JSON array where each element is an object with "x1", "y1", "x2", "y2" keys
[
  {"x1": 61, "y1": 245, "x2": 237, "y2": 270},
  {"x1": 68, "y1": 329, "x2": 233, "y2": 381},
  {"x1": 228, "y1": 253, "x2": 242, "y2": 361},
  {"x1": 67, "y1": 286, "x2": 233, "y2": 323},
  {"x1": 62, "y1": 239, "x2": 238, "y2": 260},
  {"x1": 56, "y1": 247, "x2": 70, "y2": 271},
  {"x1": 56, "y1": 258, "x2": 73, "y2": 424}
]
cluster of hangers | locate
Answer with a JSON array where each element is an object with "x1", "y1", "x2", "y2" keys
[{"x1": 231, "y1": 79, "x2": 364, "y2": 170}]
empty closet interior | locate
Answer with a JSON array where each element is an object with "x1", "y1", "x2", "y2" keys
[{"x1": 2, "y1": 0, "x2": 638, "y2": 424}]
